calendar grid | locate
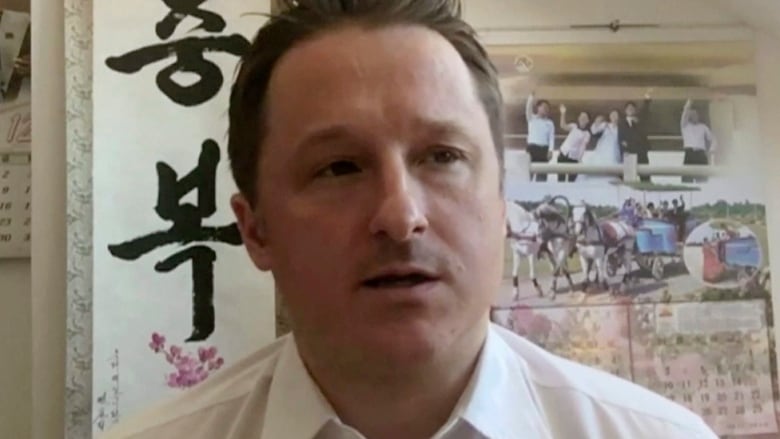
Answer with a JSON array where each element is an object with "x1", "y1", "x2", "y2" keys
[{"x1": 0, "y1": 150, "x2": 31, "y2": 258}]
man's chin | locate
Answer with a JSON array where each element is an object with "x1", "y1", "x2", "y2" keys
[{"x1": 353, "y1": 319, "x2": 461, "y2": 364}]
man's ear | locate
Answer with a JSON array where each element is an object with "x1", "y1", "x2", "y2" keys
[{"x1": 230, "y1": 192, "x2": 273, "y2": 271}]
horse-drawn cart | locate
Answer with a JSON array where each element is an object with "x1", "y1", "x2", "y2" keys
[
  {"x1": 606, "y1": 182, "x2": 704, "y2": 281},
  {"x1": 633, "y1": 218, "x2": 679, "y2": 280}
]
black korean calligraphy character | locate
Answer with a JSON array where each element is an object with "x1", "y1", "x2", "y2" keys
[
  {"x1": 108, "y1": 140, "x2": 240, "y2": 256},
  {"x1": 106, "y1": 35, "x2": 249, "y2": 107},
  {"x1": 106, "y1": 0, "x2": 249, "y2": 106},
  {"x1": 156, "y1": 0, "x2": 226, "y2": 40},
  {"x1": 156, "y1": 245, "x2": 217, "y2": 341},
  {"x1": 108, "y1": 140, "x2": 242, "y2": 342}
]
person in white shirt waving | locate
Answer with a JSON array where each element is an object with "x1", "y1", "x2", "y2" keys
[
  {"x1": 681, "y1": 98, "x2": 717, "y2": 183},
  {"x1": 102, "y1": 1, "x2": 718, "y2": 438},
  {"x1": 525, "y1": 91, "x2": 556, "y2": 181},
  {"x1": 556, "y1": 104, "x2": 592, "y2": 182},
  {"x1": 581, "y1": 109, "x2": 622, "y2": 182}
]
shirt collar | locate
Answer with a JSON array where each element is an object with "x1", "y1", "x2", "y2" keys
[
  {"x1": 261, "y1": 324, "x2": 553, "y2": 439},
  {"x1": 450, "y1": 323, "x2": 553, "y2": 439},
  {"x1": 260, "y1": 335, "x2": 340, "y2": 439}
]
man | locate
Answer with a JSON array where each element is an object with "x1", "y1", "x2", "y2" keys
[
  {"x1": 619, "y1": 91, "x2": 653, "y2": 182},
  {"x1": 680, "y1": 98, "x2": 717, "y2": 183},
  {"x1": 525, "y1": 91, "x2": 555, "y2": 181},
  {"x1": 102, "y1": 1, "x2": 717, "y2": 438},
  {"x1": 671, "y1": 196, "x2": 688, "y2": 241}
]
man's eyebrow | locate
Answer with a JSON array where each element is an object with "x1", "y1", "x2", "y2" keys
[
  {"x1": 294, "y1": 125, "x2": 362, "y2": 151},
  {"x1": 293, "y1": 119, "x2": 478, "y2": 151},
  {"x1": 415, "y1": 118, "x2": 479, "y2": 146}
]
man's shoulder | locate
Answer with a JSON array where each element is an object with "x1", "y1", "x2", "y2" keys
[
  {"x1": 490, "y1": 323, "x2": 717, "y2": 438},
  {"x1": 99, "y1": 336, "x2": 289, "y2": 439}
]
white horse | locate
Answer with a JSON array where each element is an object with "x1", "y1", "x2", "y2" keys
[
  {"x1": 572, "y1": 203, "x2": 637, "y2": 293},
  {"x1": 505, "y1": 201, "x2": 544, "y2": 299},
  {"x1": 571, "y1": 204, "x2": 608, "y2": 292},
  {"x1": 534, "y1": 197, "x2": 577, "y2": 299}
]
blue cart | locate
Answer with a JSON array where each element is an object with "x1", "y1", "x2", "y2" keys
[
  {"x1": 634, "y1": 219, "x2": 680, "y2": 280},
  {"x1": 719, "y1": 236, "x2": 761, "y2": 283}
]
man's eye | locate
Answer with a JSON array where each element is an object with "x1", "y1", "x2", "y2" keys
[
  {"x1": 317, "y1": 160, "x2": 361, "y2": 178},
  {"x1": 428, "y1": 149, "x2": 464, "y2": 165}
]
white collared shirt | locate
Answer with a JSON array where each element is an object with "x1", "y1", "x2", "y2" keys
[
  {"x1": 526, "y1": 94, "x2": 555, "y2": 148},
  {"x1": 559, "y1": 123, "x2": 591, "y2": 161},
  {"x1": 101, "y1": 323, "x2": 718, "y2": 439},
  {"x1": 682, "y1": 123, "x2": 716, "y2": 151},
  {"x1": 681, "y1": 101, "x2": 717, "y2": 151}
]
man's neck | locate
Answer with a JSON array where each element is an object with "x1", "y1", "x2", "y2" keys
[{"x1": 297, "y1": 323, "x2": 488, "y2": 439}]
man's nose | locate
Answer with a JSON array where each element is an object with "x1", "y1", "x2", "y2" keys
[{"x1": 368, "y1": 161, "x2": 429, "y2": 242}]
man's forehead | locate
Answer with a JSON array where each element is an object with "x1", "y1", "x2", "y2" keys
[
  {"x1": 267, "y1": 24, "x2": 472, "y2": 95},
  {"x1": 263, "y1": 24, "x2": 484, "y2": 138}
]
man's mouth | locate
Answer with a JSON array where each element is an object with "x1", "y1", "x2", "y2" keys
[{"x1": 361, "y1": 270, "x2": 439, "y2": 289}]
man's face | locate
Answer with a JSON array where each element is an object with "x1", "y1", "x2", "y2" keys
[
  {"x1": 232, "y1": 25, "x2": 506, "y2": 366},
  {"x1": 577, "y1": 112, "x2": 590, "y2": 128},
  {"x1": 689, "y1": 109, "x2": 700, "y2": 124},
  {"x1": 625, "y1": 103, "x2": 637, "y2": 117},
  {"x1": 537, "y1": 102, "x2": 550, "y2": 118}
]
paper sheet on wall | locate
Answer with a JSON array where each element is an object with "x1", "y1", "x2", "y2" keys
[
  {"x1": 0, "y1": 78, "x2": 30, "y2": 259},
  {"x1": 489, "y1": 41, "x2": 780, "y2": 437},
  {"x1": 92, "y1": 1, "x2": 274, "y2": 433}
]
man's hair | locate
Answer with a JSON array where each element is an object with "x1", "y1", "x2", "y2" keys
[
  {"x1": 624, "y1": 101, "x2": 637, "y2": 111},
  {"x1": 228, "y1": 0, "x2": 504, "y2": 203}
]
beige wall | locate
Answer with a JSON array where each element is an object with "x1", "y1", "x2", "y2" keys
[
  {"x1": 0, "y1": 259, "x2": 31, "y2": 439},
  {"x1": 463, "y1": 0, "x2": 738, "y2": 29},
  {"x1": 754, "y1": 30, "x2": 780, "y2": 360},
  {"x1": 15, "y1": 1, "x2": 780, "y2": 438},
  {"x1": 30, "y1": 0, "x2": 64, "y2": 437},
  {"x1": 0, "y1": 1, "x2": 31, "y2": 439}
]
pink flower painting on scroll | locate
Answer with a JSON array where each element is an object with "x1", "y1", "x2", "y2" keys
[{"x1": 149, "y1": 332, "x2": 225, "y2": 389}]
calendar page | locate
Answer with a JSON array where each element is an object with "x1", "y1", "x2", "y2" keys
[
  {"x1": 632, "y1": 301, "x2": 777, "y2": 436},
  {"x1": 0, "y1": 152, "x2": 30, "y2": 258}
]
